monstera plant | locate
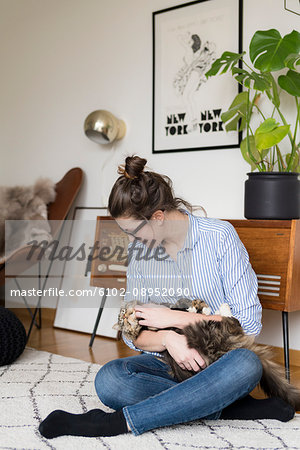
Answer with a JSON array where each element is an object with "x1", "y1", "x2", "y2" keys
[{"x1": 206, "y1": 28, "x2": 300, "y2": 173}]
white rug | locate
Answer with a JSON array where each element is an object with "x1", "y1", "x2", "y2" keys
[{"x1": 0, "y1": 348, "x2": 300, "y2": 450}]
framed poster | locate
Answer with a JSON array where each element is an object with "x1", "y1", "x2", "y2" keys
[
  {"x1": 284, "y1": 0, "x2": 300, "y2": 15},
  {"x1": 152, "y1": 0, "x2": 243, "y2": 153}
]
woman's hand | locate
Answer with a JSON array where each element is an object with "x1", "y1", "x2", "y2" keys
[
  {"x1": 134, "y1": 304, "x2": 177, "y2": 329},
  {"x1": 164, "y1": 330, "x2": 206, "y2": 371},
  {"x1": 135, "y1": 304, "x2": 223, "y2": 329}
]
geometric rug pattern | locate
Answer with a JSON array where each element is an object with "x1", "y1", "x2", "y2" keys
[{"x1": 1, "y1": 347, "x2": 300, "y2": 450}]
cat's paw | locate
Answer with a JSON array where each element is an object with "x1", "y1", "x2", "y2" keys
[
  {"x1": 187, "y1": 304, "x2": 211, "y2": 315},
  {"x1": 216, "y1": 303, "x2": 232, "y2": 317},
  {"x1": 202, "y1": 306, "x2": 212, "y2": 316}
]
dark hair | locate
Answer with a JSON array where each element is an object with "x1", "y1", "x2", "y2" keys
[
  {"x1": 108, "y1": 155, "x2": 192, "y2": 219},
  {"x1": 191, "y1": 34, "x2": 201, "y2": 53}
]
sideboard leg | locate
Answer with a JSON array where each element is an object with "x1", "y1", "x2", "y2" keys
[
  {"x1": 89, "y1": 288, "x2": 108, "y2": 348},
  {"x1": 282, "y1": 311, "x2": 290, "y2": 382}
]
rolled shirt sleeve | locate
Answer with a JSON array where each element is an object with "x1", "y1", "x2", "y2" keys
[
  {"x1": 123, "y1": 256, "x2": 145, "y2": 352},
  {"x1": 122, "y1": 333, "x2": 142, "y2": 352},
  {"x1": 122, "y1": 243, "x2": 162, "y2": 356}
]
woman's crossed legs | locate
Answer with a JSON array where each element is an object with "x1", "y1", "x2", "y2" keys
[{"x1": 39, "y1": 348, "x2": 294, "y2": 438}]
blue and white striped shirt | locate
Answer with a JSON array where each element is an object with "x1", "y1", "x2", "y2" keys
[{"x1": 123, "y1": 212, "x2": 262, "y2": 356}]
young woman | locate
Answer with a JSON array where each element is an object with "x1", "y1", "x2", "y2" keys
[{"x1": 39, "y1": 156, "x2": 295, "y2": 439}]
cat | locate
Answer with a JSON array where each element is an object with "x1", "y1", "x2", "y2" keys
[{"x1": 114, "y1": 298, "x2": 300, "y2": 410}]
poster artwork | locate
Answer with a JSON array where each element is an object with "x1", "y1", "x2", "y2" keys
[
  {"x1": 169, "y1": 33, "x2": 218, "y2": 137},
  {"x1": 153, "y1": 0, "x2": 242, "y2": 153}
]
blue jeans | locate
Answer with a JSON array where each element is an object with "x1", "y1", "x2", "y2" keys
[{"x1": 94, "y1": 348, "x2": 262, "y2": 436}]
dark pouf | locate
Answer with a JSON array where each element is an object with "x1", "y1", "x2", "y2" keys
[{"x1": 0, "y1": 307, "x2": 26, "y2": 366}]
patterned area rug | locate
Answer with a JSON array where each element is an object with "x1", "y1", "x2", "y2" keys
[{"x1": 0, "y1": 347, "x2": 300, "y2": 450}]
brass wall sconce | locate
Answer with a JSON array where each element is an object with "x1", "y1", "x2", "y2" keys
[{"x1": 84, "y1": 110, "x2": 126, "y2": 145}]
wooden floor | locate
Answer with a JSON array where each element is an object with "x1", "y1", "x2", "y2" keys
[
  {"x1": 12, "y1": 308, "x2": 300, "y2": 402},
  {"x1": 13, "y1": 308, "x2": 138, "y2": 366}
]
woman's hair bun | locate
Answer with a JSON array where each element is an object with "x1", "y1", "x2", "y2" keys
[{"x1": 118, "y1": 155, "x2": 147, "y2": 180}]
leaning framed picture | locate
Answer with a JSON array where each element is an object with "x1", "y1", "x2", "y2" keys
[
  {"x1": 53, "y1": 206, "x2": 123, "y2": 339},
  {"x1": 152, "y1": 0, "x2": 243, "y2": 153}
]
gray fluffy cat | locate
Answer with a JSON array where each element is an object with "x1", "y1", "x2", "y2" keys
[{"x1": 115, "y1": 298, "x2": 300, "y2": 410}]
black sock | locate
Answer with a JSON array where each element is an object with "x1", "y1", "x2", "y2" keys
[
  {"x1": 38, "y1": 409, "x2": 129, "y2": 439},
  {"x1": 220, "y1": 395, "x2": 295, "y2": 422}
]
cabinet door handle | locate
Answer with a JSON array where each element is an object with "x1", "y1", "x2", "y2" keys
[{"x1": 108, "y1": 264, "x2": 127, "y2": 272}]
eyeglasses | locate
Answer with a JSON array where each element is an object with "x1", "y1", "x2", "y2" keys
[{"x1": 117, "y1": 219, "x2": 148, "y2": 238}]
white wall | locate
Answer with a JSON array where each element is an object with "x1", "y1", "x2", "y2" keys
[{"x1": 1, "y1": 0, "x2": 299, "y2": 349}]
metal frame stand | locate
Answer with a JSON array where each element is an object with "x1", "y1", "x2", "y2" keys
[
  {"x1": 282, "y1": 311, "x2": 290, "y2": 382},
  {"x1": 89, "y1": 288, "x2": 108, "y2": 348},
  {"x1": 25, "y1": 254, "x2": 57, "y2": 343},
  {"x1": 14, "y1": 272, "x2": 42, "y2": 330},
  {"x1": 12, "y1": 222, "x2": 66, "y2": 343}
]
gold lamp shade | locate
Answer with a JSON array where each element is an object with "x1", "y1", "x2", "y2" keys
[{"x1": 84, "y1": 110, "x2": 126, "y2": 144}]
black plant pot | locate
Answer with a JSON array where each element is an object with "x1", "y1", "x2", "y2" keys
[{"x1": 244, "y1": 172, "x2": 300, "y2": 220}]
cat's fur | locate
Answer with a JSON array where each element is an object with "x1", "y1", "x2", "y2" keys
[
  {"x1": 115, "y1": 299, "x2": 300, "y2": 410},
  {"x1": 0, "y1": 178, "x2": 56, "y2": 259}
]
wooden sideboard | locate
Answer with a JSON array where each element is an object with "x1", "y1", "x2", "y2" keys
[{"x1": 227, "y1": 219, "x2": 300, "y2": 380}]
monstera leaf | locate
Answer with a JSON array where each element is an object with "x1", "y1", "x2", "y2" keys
[
  {"x1": 241, "y1": 136, "x2": 271, "y2": 171},
  {"x1": 266, "y1": 73, "x2": 280, "y2": 108},
  {"x1": 249, "y1": 29, "x2": 300, "y2": 72},
  {"x1": 278, "y1": 70, "x2": 300, "y2": 97},
  {"x1": 285, "y1": 53, "x2": 300, "y2": 70},
  {"x1": 240, "y1": 136, "x2": 260, "y2": 171},
  {"x1": 231, "y1": 67, "x2": 271, "y2": 91},
  {"x1": 254, "y1": 118, "x2": 290, "y2": 151},
  {"x1": 286, "y1": 151, "x2": 300, "y2": 173},
  {"x1": 205, "y1": 51, "x2": 244, "y2": 77},
  {"x1": 221, "y1": 92, "x2": 248, "y2": 131}
]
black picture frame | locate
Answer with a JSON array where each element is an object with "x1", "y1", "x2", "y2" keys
[
  {"x1": 54, "y1": 206, "x2": 121, "y2": 339},
  {"x1": 152, "y1": 0, "x2": 243, "y2": 154},
  {"x1": 284, "y1": 0, "x2": 300, "y2": 16}
]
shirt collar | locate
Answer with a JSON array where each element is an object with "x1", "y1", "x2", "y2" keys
[
  {"x1": 179, "y1": 209, "x2": 199, "y2": 251},
  {"x1": 144, "y1": 209, "x2": 196, "y2": 261}
]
